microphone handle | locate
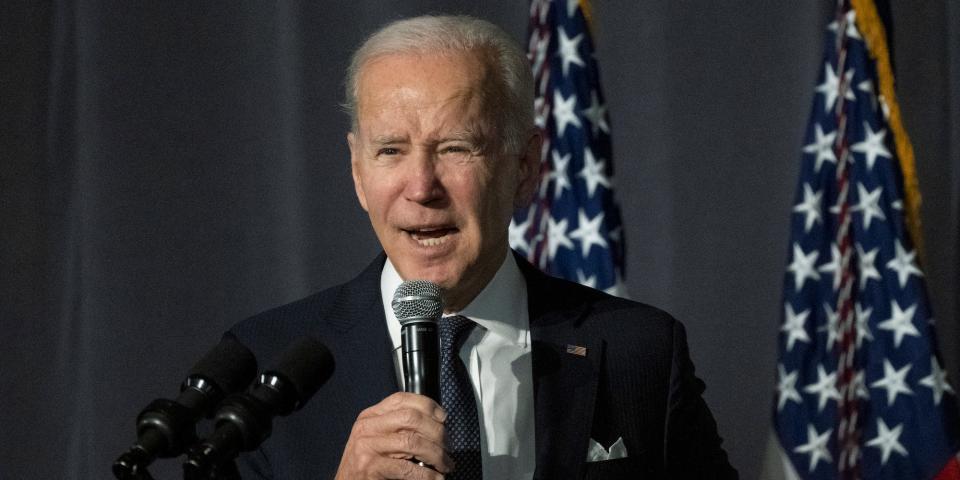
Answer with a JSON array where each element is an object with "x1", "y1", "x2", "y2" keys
[{"x1": 400, "y1": 320, "x2": 440, "y2": 402}]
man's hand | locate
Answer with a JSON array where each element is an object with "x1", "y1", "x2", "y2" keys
[{"x1": 335, "y1": 392, "x2": 453, "y2": 479}]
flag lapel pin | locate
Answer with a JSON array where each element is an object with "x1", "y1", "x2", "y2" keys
[{"x1": 566, "y1": 344, "x2": 587, "y2": 357}]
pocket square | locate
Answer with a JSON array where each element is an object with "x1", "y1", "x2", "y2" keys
[{"x1": 586, "y1": 436, "x2": 628, "y2": 462}]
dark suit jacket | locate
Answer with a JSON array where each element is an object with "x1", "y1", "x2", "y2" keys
[{"x1": 228, "y1": 253, "x2": 737, "y2": 479}]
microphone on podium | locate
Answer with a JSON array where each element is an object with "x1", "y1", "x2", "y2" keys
[
  {"x1": 113, "y1": 334, "x2": 258, "y2": 479},
  {"x1": 183, "y1": 336, "x2": 334, "y2": 479}
]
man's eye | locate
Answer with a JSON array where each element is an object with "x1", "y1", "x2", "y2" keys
[{"x1": 377, "y1": 148, "x2": 399, "y2": 156}]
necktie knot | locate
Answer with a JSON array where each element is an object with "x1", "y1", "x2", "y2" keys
[{"x1": 439, "y1": 315, "x2": 477, "y2": 352}]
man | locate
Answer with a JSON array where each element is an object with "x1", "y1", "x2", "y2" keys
[{"x1": 229, "y1": 15, "x2": 736, "y2": 479}]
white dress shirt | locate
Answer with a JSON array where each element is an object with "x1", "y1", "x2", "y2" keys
[{"x1": 380, "y1": 252, "x2": 536, "y2": 480}]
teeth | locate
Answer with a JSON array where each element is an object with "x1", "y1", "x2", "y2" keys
[
  {"x1": 417, "y1": 236, "x2": 449, "y2": 246},
  {"x1": 410, "y1": 230, "x2": 451, "y2": 246}
]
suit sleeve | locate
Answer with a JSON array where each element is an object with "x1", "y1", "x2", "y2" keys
[
  {"x1": 235, "y1": 447, "x2": 273, "y2": 479},
  {"x1": 663, "y1": 321, "x2": 739, "y2": 479}
]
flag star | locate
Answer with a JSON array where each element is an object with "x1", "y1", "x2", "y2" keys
[
  {"x1": 870, "y1": 360, "x2": 914, "y2": 407},
  {"x1": 603, "y1": 270, "x2": 628, "y2": 298},
  {"x1": 886, "y1": 240, "x2": 923, "y2": 288},
  {"x1": 793, "y1": 184, "x2": 823, "y2": 232},
  {"x1": 545, "y1": 216, "x2": 575, "y2": 260},
  {"x1": 578, "y1": 148, "x2": 611, "y2": 197},
  {"x1": 576, "y1": 269, "x2": 597, "y2": 289},
  {"x1": 818, "y1": 303, "x2": 841, "y2": 351},
  {"x1": 920, "y1": 356, "x2": 955, "y2": 406},
  {"x1": 851, "y1": 183, "x2": 886, "y2": 230},
  {"x1": 568, "y1": 209, "x2": 608, "y2": 257},
  {"x1": 565, "y1": 0, "x2": 580, "y2": 18},
  {"x1": 556, "y1": 27, "x2": 585, "y2": 77},
  {"x1": 827, "y1": 10, "x2": 862, "y2": 40},
  {"x1": 851, "y1": 122, "x2": 892, "y2": 171},
  {"x1": 787, "y1": 243, "x2": 820, "y2": 291},
  {"x1": 855, "y1": 303, "x2": 875, "y2": 348},
  {"x1": 815, "y1": 63, "x2": 855, "y2": 112},
  {"x1": 781, "y1": 303, "x2": 811, "y2": 351},
  {"x1": 793, "y1": 424, "x2": 833, "y2": 472},
  {"x1": 852, "y1": 370, "x2": 870, "y2": 400},
  {"x1": 777, "y1": 364, "x2": 802, "y2": 411},
  {"x1": 877, "y1": 301, "x2": 920, "y2": 348},
  {"x1": 817, "y1": 244, "x2": 843, "y2": 291},
  {"x1": 866, "y1": 419, "x2": 908, "y2": 465},
  {"x1": 547, "y1": 151, "x2": 573, "y2": 199},
  {"x1": 552, "y1": 90, "x2": 582, "y2": 137},
  {"x1": 581, "y1": 90, "x2": 609, "y2": 137},
  {"x1": 802, "y1": 124, "x2": 838, "y2": 173},
  {"x1": 828, "y1": 190, "x2": 844, "y2": 217},
  {"x1": 508, "y1": 215, "x2": 533, "y2": 254},
  {"x1": 803, "y1": 364, "x2": 841, "y2": 412},
  {"x1": 858, "y1": 79, "x2": 878, "y2": 111},
  {"x1": 856, "y1": 243, "x2": 882, "y2": 290}
]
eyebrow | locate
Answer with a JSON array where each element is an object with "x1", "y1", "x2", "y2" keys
[
  {"x1": 438, "y1": 130, "x2": 481, "y2": 143},
  {"x1": 370, "y1": 131, "x2": 484, "y2": 146},
  {"x1": 370, "y1": 135, "x2": 408, "y2": 145}
]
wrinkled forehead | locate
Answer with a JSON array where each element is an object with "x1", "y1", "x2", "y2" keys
[{"x1": 355, "y1": 50, "x2": 499, "y2": 121}]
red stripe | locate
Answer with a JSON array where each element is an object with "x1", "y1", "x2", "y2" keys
[
  {"x1": 935, "y1": 456, "x2": 960, "y2": 480},
  {"x1": 831, "y1": 2, "x2": 861, "y2": 477}
]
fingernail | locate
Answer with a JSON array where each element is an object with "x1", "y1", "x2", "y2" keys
[{"x1": 435, "y1": 407, "x2": 448, "y2": 422}]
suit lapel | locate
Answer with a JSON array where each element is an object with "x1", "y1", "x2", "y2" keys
[
  {"x1": 324, "y1": 254, "x2": 400, "y2": 409},
  {"x1": 519, "y1": 255, "x2": 603, "y2": 479}
]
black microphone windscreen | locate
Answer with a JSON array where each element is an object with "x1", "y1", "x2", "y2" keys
[
  {"x1": 187, "y1": 334, "x2": 258, "y2": 394},
  {"x1": 266, "y1": 337, "x2": 334, "y2": 407}
]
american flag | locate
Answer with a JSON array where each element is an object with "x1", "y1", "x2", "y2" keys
[
  {"x1": 774, "y1": 1, "x2": 960, "y2": 478},
  {"x1": 510, "y1": 0, "x2": 627, "y2": 296}
]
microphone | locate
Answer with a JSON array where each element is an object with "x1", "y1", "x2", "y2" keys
[
  {"x1": 113, "y1": 335, "x2": 257, "y2": 480},
  {"x1": 393, "y1": 280, "x2": 443, "y2": 402},
  {"x1": 183, "y1": 336, "x2": 334, "y2": 478}
]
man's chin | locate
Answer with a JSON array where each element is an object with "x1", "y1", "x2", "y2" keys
[{"x1": 393, "y1": 261, "x2": 460, "y2": 290}]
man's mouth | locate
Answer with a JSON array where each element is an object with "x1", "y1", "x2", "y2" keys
[{"x1": 405, "y1": 227, "x2": 457, "y2": 246}]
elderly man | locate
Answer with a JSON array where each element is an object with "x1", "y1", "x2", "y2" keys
[{"x1": 229, "y1": 15, "x2": 736, "y2": 480}]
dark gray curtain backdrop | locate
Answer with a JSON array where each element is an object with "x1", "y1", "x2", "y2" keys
[{"x1": 2, "y1": 1, "x2": 957, "y2": 478}]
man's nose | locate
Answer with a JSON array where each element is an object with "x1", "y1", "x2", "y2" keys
[{"x1": 403, "y1": 152, "x2": 445, "y2": 205}]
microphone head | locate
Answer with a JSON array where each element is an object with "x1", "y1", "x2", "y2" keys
[
  {"x1": 185, "y1": 334, "x2": 258, "y2": 395},
  {"x1": 392, "y1": 280, "x2": 443, "y2": 324},
  {"x1": 261, "y1": 337, "x2": 334, "y2": 413}
]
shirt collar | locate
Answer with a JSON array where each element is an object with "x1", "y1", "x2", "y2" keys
[{"x1": 380, "y1": 250, "x2": 529, "y2": 347}]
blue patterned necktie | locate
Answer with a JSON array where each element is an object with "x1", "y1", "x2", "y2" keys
[{"x1": 439, "y1": 315, "x2": 482, "y2": 480}]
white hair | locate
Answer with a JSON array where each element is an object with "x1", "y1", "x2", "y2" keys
[{"x1": 343, "y1": 15, "x2": 534, "y2": 154}]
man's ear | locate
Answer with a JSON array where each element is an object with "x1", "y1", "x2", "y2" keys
[
  {"x1": 514, "y1": 130, "x2": 543, "y2": 208},
  {"x1": 347, "y1": 131, "x2": 369, "y2": 212}
]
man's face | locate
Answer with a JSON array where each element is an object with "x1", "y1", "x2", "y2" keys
[{"x1": 348, "y1": 50, "x2": 538, "y2": 311}]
